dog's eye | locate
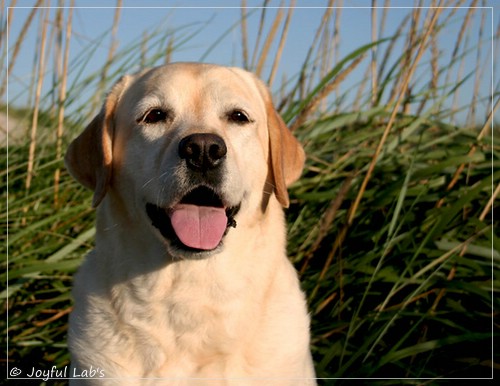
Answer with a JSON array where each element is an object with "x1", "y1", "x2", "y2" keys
[
  {"x1": 227, "y1": 110, "x2": 251, "y2": 124},
  {"x1": 142, "y1": 109, "x2": 168, "y2": 124}
]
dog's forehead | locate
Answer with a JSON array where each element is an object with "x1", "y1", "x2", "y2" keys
[
  {"x1": 133, "y1": 64, "x2": 264, "y2": 105},
  {"x1": 144, "y1": 63, "x2": 251, "y2": 85}
]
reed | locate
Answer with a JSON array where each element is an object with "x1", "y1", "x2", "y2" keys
[
  {"x1": 348, "y1": 5, "x2": 444, "y2": 225},
  {"x1": 92, "y1": 0, "x2": 122, "y2": 112},
  {"x1": 0, "y1": 0, "x2": 43, "y2": 98},
  {"x1": 290, "y1": 52, "x2": 367, "y2": 132},
  {"x1": 250, "y1": 0, "x2": 269, "y2": 70},
  {"x1": 255, "y1": 2, "x2": 284, "y2": 77},
  {"x1": 467, "y1": 7, "x2": 487, "y2": 126},
  {"x1": 25, "y1": 5, "x2": 49, "y2": 193},
  {"x1": 53, "y1": 3, "x2": 73, "y2": 207},
  {"x1": 0, "y1": 0, "x2": 14, "y2": 87},
  {"x1": 267, "y1": 0, "x2": 294, "y2": 87},
  {"x1": 240, "y1": 0, "x2": 249, "y2": 69},
  {"x1": 371, "y1": 1, "x2": 378, "y2": 107}
]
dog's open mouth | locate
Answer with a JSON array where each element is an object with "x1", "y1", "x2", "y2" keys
[{"x1": 146, "y1": 186, "x2": 239, "y2": 252}]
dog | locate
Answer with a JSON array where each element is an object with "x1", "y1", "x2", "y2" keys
[{"x1": 65, "y1": 62, "x2": 315, "y2": 385}]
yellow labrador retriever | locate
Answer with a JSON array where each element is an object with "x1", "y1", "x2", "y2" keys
[{"x1": 65, "y1": 63, "x2": 315, "y2": 385}]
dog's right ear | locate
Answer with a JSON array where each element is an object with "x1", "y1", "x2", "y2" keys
[
  {"x1": 65, "y1": 76, "x2": 131, "y2": 207},
  {"x1": 246, "y1": 71, "x2": 305, "y2": 208}
]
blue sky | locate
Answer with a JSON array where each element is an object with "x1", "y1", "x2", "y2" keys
[{"x1": 3, "y1": 0, "x2": 499, "y2": 125}]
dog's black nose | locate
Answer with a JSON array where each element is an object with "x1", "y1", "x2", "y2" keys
[{"x1": 179, "y1": 133, "x2": 227, "y2": 171}]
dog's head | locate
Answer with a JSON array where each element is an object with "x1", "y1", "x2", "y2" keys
[{"x1": 65, "y1": 63, "x2": 304, "y2": 258}]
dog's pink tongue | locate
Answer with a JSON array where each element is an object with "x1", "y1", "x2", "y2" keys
[{"x1": 169, "y1": 204, "x2": 227, "y2": 250}]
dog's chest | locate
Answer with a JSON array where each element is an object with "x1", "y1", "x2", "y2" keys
[{"x1": 118, "y1": 268, "x2": 252, "y2": 372}]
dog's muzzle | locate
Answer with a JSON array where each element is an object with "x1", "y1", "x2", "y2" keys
[{"x1": 146, "y1": 133, "x2": 240, "y2": 254}]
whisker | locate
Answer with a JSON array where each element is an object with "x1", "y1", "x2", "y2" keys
[
  {"x1": 141, "y1": 176, "x2": 158, "y2": 190},
  {"x1": 263, "y1": 181, "x2": 276, "y2": 193}
]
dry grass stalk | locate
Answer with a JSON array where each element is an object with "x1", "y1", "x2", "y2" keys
[
  {"x1": 304, "y1": 4, "x2": 336, "y2": 100},
  {"x1": 353, "y1": 68, "x2": 368, "y2": 111},
  {"x1": 437, "y1": 24, "x2": 497, "y2": 208},
  {"x1": 0, "y1": 0, "x2": 5, "y2": 34},
  {"x1": 240, "y1": 0, "x2": 249, "y2": 69},
  {"x1": 310, "y1": 224, "x2": 348, "y2": 301},
  {"x1": 53, "y1": 4, "x2": 63, "y2": 200},
  {"x1": 32, "y1": 306, "x2": 72, "y2": 328},
  {"x1": 379, "y1": 0, "x2": 389, "y2": 36},
  {"x1": 438, "y1": 96, "x2": 500, "y2": 208},
  {"x1": 375, "y1": 228, "x2": 486, "y2": 316},
  {"x1": 318, "y1": 19, "x2": 330, "y2": 82},
  {"x1": 450, "y1": 39, "x2": 470, "y2": 123},
  {"x1": 297, "y1": 3, "x2": 334, "y2": 101},
  {"x1": 369, "y1": 0, "x2": 388, "y2": 103},
  {"x1": 377, "y1": 12, "x2": 410, "y2": 82},
  {"x1": 466, "y1": 6, "x2": 486, "y2": 127},
  {"x1": 0, "y1": 0, "x2": 7, "y2": 37},
  {"x1": 54, "y1": 4, "x2": 73, "y2": 207},
  {"x1": 255, "y1": 4, "x2": 284, "y2": 78},
  {"x1": 430, "y1": 264, "x2": 456, "y2": 315},
  {"x1": 450, "y1": 0, "x2": 476, "y2": 62},
  {"x1": 479, "y1": 183, "x2": 500, "y2": 222},
  {"x1": 268, "y1": 1, "x2": 294, "y2": 87},
  {"x1": 430, "y1": 22, "x2": 439, "y2": 91},
  {"x1": 471, "y1": 18, "x2": 497, "y2": 116},
  {"x1": 318, "y1": 6, "x2": 335, "y2": 113},
  {"x1": 356, "y1": 0, "x2": 386, "y2": 111},
  {"x1": 332, "y1": 3, "x2": 342, "y2": 106},
  {"x1": 387, "y1": 6, "x2": 421, "y2": 108},
  {"x1": 250, "y1": 0, "x2": 269, "y2": 70},
  {"x1": 275, "y1": 3, "x2": 334, "y2": 108},
  {"x1": 0, "y1": 0, "x2": 42, "y2": 99},
  {"x1": 93, "y1": 0, "x2": 122, "y2": 111},
  {"x1": 290, "y1": 52, "x2": 366, "y2": 132},
  {"x1": 446, "y1": 2, "x2": 476, "y2": 122},
  {"x1": 110, "y1": 1, "x2": 122, "y2": 61},
  {"x1": 348, "y1": 5, "x2": 444, "y2": 225},
  {"x1": 25, "y1": 5, "x2": 49, "y2": 193},
  {"x1": 0, "y1": 0, "x2": 16, "y2": 79},
  {"x1": 371, "y1": 1, "x2": 378, "y2": 107},
  {"x1": 53, "y1": 6, "x2": 63, "y2": 110},
  {"x1": 495, "y1": 17, "x2": 500, "y2": 65},
  {"x1": 381, "y1": 289, "x2": 437, "y2": 314},
  {"x1": 300, "y1": 174, "x2": 354, "y2": 275},
  {"x1": 45, "y1": 7, "x2": 60, "y2": 114},
  {"x1": 416, "y1": 18, "x2": 440, "y2": 116},
  {"x1": 279, "y1": 72, "x2": 287, "y2": 102},
  {"x1": 313, "y1": 292, "x2": 338, "y2": 316},
  {"x1": 0, "y1": 0, "x2": 3, "y2": 73}
]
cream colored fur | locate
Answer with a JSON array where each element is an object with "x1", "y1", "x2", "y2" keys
[{"x1": 65, "y1": 63, "x2": 315, "y2": 385}]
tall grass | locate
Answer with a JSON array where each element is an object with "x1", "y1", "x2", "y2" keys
[{"x1": 2, "y1": 1, "x2": 498, "y2": 383}]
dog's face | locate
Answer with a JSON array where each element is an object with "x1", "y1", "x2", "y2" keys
[{"x1": 65, "y1": 63, "x2": 304, "y2": 259}]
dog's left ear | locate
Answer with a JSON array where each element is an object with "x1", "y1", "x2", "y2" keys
[
  {"x1": 65, "y1": 75, "x2": 131, "y2": 207},
  {"x1": 266, "y1": 104, "x2": 305, "y2": 207}
]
